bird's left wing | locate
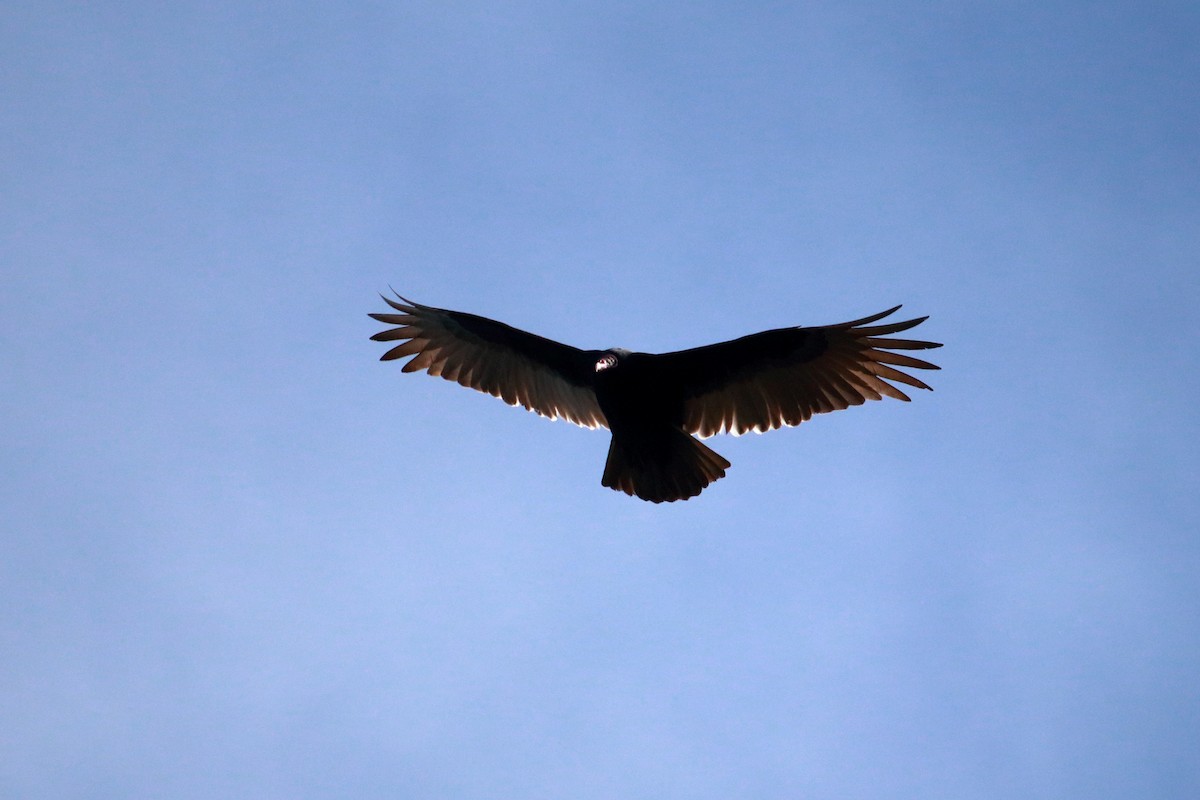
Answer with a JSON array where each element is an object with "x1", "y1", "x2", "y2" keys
[
  {"x1": 370, "y1": 294, "x2": 607, "y2": 429},
  {"x1": 651, "y1": 306, "x2": 942, "y2": 438}
]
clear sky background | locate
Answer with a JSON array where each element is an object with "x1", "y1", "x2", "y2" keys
[{"x1": 3, "y1": 2, "x2": 1198, "y2": 797}]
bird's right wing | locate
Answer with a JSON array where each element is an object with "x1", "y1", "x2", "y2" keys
[
  {"x1": 370, "y1": 294, "x2": 608, "y2": 429},
  {"x1": 651, "y1": 306, "x2": 941, "y2": 438}
]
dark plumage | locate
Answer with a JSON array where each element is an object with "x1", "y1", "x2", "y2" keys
[{"x1": 370, "y1": 293, "x2": 942, "y2": 503}]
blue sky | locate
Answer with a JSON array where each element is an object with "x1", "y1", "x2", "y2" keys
[{"x1": 3, "y1": 1, "x2": 1198, "y2": 797}]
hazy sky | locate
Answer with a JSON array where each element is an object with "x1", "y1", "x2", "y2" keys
[{"x1": 4, "y1": 2, "x2": 1198, "y2": 797}]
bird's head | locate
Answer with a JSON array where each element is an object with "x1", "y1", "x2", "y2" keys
[{"x1": 595, "y1": 348, "x2": 631, "y2": 372}]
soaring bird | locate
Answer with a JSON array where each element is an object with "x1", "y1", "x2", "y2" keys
[{"x1": 370, "y1": 294, "x2": 941, "y2": 503}]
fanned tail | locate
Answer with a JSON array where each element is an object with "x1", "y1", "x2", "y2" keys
[{"x1": 601, "y1": 428, "x2": 731, "y2": 503}]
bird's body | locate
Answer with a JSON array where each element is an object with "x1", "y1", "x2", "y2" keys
[
  {"x1": 371, "y1": 294, "x2": 941, "y2": 502},
  {"x1": 593, "y1": 350, "x2": 676, "y2": 432},
  {"x1": 591, "y1": 350, "x2": 730, "y2": 502}
]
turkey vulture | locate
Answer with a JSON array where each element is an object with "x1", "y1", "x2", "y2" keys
[{"x1": 370, "y1": 293, "x2": 941, "y2": 503}]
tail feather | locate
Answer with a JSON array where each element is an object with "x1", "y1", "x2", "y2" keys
[{"x1": 601, "y1": 428, "x2": 731, "y2": 503}]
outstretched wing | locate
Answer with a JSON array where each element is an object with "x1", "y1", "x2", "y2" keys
[
  {"x1": 652, "y1": 306, "x2": 941, "y2": 438},
  {"x1": 370, "y1": 294, "x2": 607, "y2": 429}
]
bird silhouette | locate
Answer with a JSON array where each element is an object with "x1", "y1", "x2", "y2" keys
[{"x1": 371, "y1": 294, "x2": 941, "y2": 502}]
